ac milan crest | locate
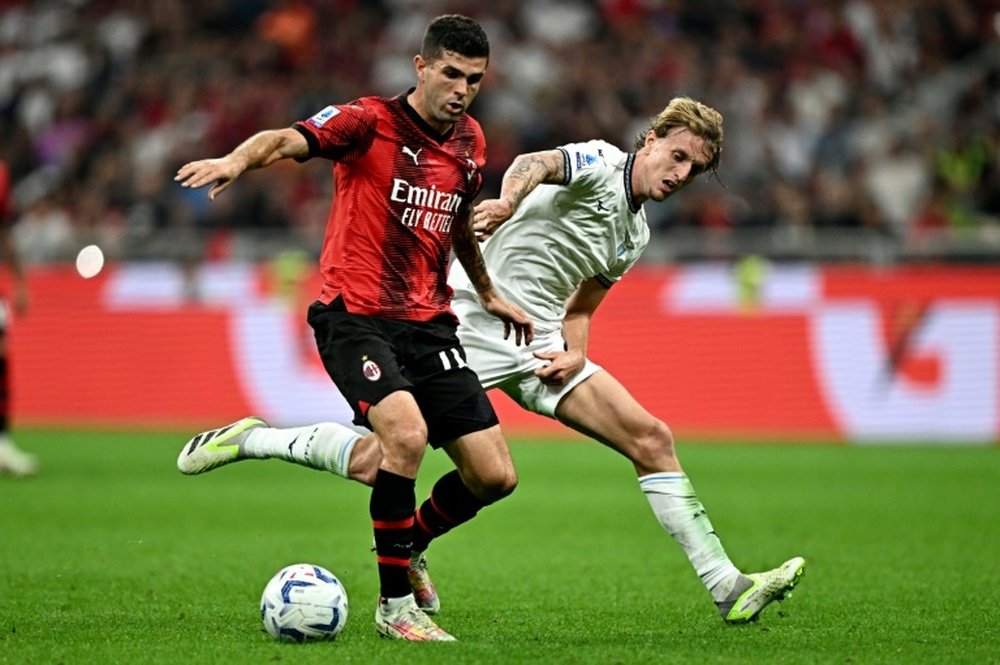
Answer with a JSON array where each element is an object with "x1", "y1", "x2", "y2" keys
[{"x1": 361, "y1": 357, "x2": 382, "y2": 382}]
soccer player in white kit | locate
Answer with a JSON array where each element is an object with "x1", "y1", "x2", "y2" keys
[
  {"x1": 178, "y1": 97, "x2": 805, "y2": 624},
  {"x1": 455, "y1": 97, "x2": 804, "y2": 624}
]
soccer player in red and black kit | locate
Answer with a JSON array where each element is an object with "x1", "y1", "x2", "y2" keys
[
  {"x1": 175, "y1": 15, "x2": 532, "y2": 641},
  {"x1": 0, "y1": 159, "x2": 35, "y2": 477}
]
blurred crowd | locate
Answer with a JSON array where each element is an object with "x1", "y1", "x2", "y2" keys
[{"x1": 2, "y1": 0, "x2": 999, "y2": 264}]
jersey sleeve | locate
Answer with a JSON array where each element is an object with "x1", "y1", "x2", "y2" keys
[
  {"x1": 596, "y1": 226, "x2": 648, "y2": 287},
  {"x1": 292, "y1": 102, "x2": 377, "y2": 163},
  {"x1": 556, "y1": 140, "x2": 613, "y2": 189},
  {"x1": 595, "y1": 258, "x2": 632, "y2": 287}
]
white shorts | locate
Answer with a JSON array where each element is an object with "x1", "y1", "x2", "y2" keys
[{"x1": 453, "y1": 294, "x2": 601, "y2": 418}]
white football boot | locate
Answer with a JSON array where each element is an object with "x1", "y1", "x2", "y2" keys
[{"x1": 375, "y1": 594, "x2": 455, "y2": 641}]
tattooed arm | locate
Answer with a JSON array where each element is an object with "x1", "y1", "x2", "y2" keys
[
  {"x1": 453, "y1": 202, "x2": 534, "y2": 345},
  {"x1": 472, "y1": 149, "x2": 566, "y2": 239}
]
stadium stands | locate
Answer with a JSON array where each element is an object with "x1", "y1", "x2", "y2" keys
[{"x1": 1, "y1": 0, "x2": 998, "y2": 263}]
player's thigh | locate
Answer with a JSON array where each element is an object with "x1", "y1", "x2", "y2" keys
[
  {"x1": 415, "y1": 370, "x2": 498, "y2": 446},
  {"x1": 368, "y1": 390, "x2": 430, "y2": 474},
  {"x1": 439, "y1": 422, "x2": 517, "y2": 500},
  {"x1": 367, "y1": 390, "x2": 428, "y2": 447},
  {"x1": 555, "y1": 370, "x2": 672, "y2": 463},
  {"x1": 419, "y1": 377, "x2": 514, "y2": 500},
  {"x1": 307, "y1": 299, "x2": 410, "y2": 427}
]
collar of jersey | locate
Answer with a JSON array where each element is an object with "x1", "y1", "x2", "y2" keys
[
  {"x1": 397, "y1": 89, "x2": 454, "y2": 145},
  {"x1": 624, "y1": 153, "x2": 640, "y2": 214}
]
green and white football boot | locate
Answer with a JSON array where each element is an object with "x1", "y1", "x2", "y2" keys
[
  {"x1": 718, "y1": 556, "x2": 806, "y2": 623},
  {"x1": 177, "y1": 416, "x2": 267, "y2": 475}
]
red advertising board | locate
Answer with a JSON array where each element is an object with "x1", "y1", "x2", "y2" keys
[{"x1": 9, "y1": 262, "x2": 1000, "y2": 442}]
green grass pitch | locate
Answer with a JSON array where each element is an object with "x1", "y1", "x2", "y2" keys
[{"x1": 1, "y1": 429, "x2": 998, "y2": 664}]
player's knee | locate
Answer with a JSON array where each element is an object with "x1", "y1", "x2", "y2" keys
[
  {"x1": 468, "y1": 465, "x2": 518, "y2": 504},
  {"x1": 393, "y1": 423, "x2": 430, "y2": 451},
  {"x1": 492, "y1": 466, "x2": 518, "y2": 501},
  {"x1": 381, "y1": 424, "x2": 429, "y2": 469},
  {"x1": 632, "y1": 419, "x2": 677, "y2": 468}
]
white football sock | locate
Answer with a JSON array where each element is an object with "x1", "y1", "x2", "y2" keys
[
  {"x1": 243, "y1": 423, "x2": 360, "y2": 478},
  {"x1": 639, "y1": 472, "x2": 742, "y2": 601}
]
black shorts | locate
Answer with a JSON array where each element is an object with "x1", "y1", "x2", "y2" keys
[{"x1": 307, "y1": 298, "x2": 498, "y2": 446}]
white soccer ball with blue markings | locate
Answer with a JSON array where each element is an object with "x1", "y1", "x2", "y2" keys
[{"x1": 260, "y1": 563, "x2": 349, "y2": 642}]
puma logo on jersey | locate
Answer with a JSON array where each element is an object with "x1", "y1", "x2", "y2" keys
[
  {"x1": 596, "y1": 200, "x2": 608, "y2": 212},
  {"x1": 402, "y1": 146, "x2": 423, "y2": 166}
]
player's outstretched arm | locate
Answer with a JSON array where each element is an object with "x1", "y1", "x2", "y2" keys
[
  {"x1": 175, "y1": 128, "x2": 309, "y2": 200},
  {"x1": 473, "y1": 148, "x2": 566, "y2": 239},
  {"x1": 453, "y1": 204, "x2": 534, "y2": 346}
]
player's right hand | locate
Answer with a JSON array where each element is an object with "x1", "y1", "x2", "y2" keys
[
  {"x1": 175, "y1": 157, "x2": 242, "y2": 200},
  {"x1": 532, "y1": 349, "x2": 584, "y2": 386},
  {"x1": 472, "y1": 198, "x2": 516, "y2": 241}
]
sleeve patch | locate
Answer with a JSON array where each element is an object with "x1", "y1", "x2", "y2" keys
[
  {"x1": 307, "y1": 105, "x2": 341, "y2": 128},
  {"x1": 574, "y1": 151, "x2": 599, "y2": 169}
]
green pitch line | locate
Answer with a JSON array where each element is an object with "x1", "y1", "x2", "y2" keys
[{"x1": 1, "y1": 429, "x2": 997, "y2": 664}]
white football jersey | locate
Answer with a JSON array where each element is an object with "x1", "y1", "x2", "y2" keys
[{"x1": 450, "y1": 140, "x2": 648, "y2": 333}]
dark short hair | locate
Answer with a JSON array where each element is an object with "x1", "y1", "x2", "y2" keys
[{"x1": 421, "y1": 14, "x2": 490, "y2": 62}]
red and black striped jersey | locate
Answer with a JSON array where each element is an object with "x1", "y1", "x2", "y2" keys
[{"x1": 294, "y1": 93, "x2": 485, "y2": 322}]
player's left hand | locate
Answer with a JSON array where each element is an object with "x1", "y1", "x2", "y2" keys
[
  {"x1": 480, "y1": 291, "x2": 534, "y2": 346},
  {"x1": 533, "y1": 349, "x2": 584, "y2": 386}
]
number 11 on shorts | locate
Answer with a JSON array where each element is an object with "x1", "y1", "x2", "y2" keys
[{"x1": 439, "y1": 348, "x2": 467, "y2": 370}]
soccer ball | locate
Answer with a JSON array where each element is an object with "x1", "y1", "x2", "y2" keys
[{"x1": 260, "y1": 563, "x2": 349, "y2": 642}]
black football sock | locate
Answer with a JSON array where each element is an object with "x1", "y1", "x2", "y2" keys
[
  {"x1": 412, "y1": 470, "x2": 490, "y2": 554},
  {"x1": 370, "y1": 468, "x2": 416, "y2": 599}
]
